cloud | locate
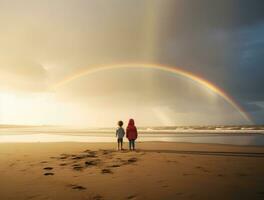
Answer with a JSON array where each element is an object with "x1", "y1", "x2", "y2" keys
[
  {"x1": 146, "y1": 1, "x2": 264, "y2": 124},
  {"x1": 0, "y1": 0, "x2": 264, "y2": 125},
  {"x1": 242, "y1": 102, "x2": 263, "y2": 112},
  {"x1": 0, "y1": 58, "x2": 48, "y2": 92}
]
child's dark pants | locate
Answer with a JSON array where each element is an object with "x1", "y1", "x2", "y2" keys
[
  {"x1": 117, "y1": 138, "x2": 123, "y2": 149},
  {"x1": 129, "y1": 139, "x2": 135, "y2": 150}
]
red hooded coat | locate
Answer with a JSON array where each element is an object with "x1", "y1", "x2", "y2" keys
[{"x1": 126, "y1": 119, "x2": 138, "y2": 140}]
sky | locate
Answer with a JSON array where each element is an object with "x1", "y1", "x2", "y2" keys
[{"x1": 0, "y1": 0, "x2": 264, "y2": 127}]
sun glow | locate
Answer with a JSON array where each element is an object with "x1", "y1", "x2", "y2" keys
[{"x1": 0, "y1": 92, "x2": 62, "y2": 125}]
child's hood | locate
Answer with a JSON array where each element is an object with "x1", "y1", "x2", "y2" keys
[{"x1": 128, "y1": 119, "x2": 135, "y2": 126}]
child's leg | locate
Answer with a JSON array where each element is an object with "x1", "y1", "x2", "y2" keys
[
  {"x1": 117, "y1": 139, "x2": 120, "y2": 150},
  {"x1": 129, "y1": 140, "x2": 132, "y2": 150},
  {"x1": 132, "y1": 140, "x2": 135, "y2": 150},
  {"x1": 120, "y1": 138, "x2": 123, "y2": 150}
]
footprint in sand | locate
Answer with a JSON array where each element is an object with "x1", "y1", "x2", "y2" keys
[
  {"x1": 60, "y1": 163, "x2": 67, "y2": 166},
  {"x1": 101, "y1": 168, "x2": 113, "y2": 174},
  {"x1": 43, "y1": 167, "x2": 54, "y2": 175},
  {"x1": 127, "y1": 195, "x2": 137, "y2": 199},
  {"x1": 127, "y1": 158, "x2": 137, "y2": 163},
  {"x1": 43, "y1": 167, "x2": 53, "y2": 170},
  {"x1": 69, "y1": 184, "x2": 86, "y2": 190},
  {"x1": 85, "y1": 160, "x2": 98, "y2": 166},
  {"x1": 72, "y1": 156, "x2": 85, "y2": 160},
  {"x1": 72, "y1": 164, "x2": 84, "y2": 171},
  {"x1": 87, "y1": 154, "x2": 97, "y2": 158},
  {"x1": 110, "y1": 164, "x2": 121, "y2": 168},
  {"x1": 60, "y1": 153, "x2": 72, "y2": 158},
  {"x1": 44, "y1": 172, "x2": 54, "y2": 176}
]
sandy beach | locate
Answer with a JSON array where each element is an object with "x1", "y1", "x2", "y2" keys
[{"x1": 0, "y1": 142, "x2": 263, "y2": 200}]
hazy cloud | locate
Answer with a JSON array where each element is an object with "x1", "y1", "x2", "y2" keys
[{"x1": 0, "y1": 0, "x2": 264, "y2": 125}]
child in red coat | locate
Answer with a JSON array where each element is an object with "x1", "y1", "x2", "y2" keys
[{"x1": 126, "y1": 119, "x2": 138, "y2": 150}]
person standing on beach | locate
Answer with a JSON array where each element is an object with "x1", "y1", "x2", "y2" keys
[
  {"x1": 116, "y1": 121, "x2": 125, "y2": 150},
  {"x1": 126, "y1": 119, "x2": 138, "y2": 151}
]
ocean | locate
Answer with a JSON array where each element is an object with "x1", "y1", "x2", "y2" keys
[{"x1": 0, "y1": 125, "x2": 264, "y2": 146}]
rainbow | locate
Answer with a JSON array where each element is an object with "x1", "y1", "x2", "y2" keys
[{"x1": 50, "y1": 63, "x2": 252, "y2": 123}]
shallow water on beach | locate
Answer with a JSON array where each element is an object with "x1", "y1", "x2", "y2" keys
[{"x1": 0, "y1": 126, "x2": 264, "y2": 146}]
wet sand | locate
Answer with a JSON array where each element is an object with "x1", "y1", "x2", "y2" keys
[{"x1": 0, "y1": 142, "x2": 264, "y2": 200}]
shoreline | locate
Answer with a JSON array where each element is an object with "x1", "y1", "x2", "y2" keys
[
  {"x1": 0, "y1": 140, "x2": 264, "y2": 147},
  {"x1": 1, "y1": 134, "x2": 264, "y2": 146}
]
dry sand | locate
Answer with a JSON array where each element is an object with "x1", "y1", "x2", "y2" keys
[{"x1": 0, "y1": 142, "x2": 264, "y2": 200}]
